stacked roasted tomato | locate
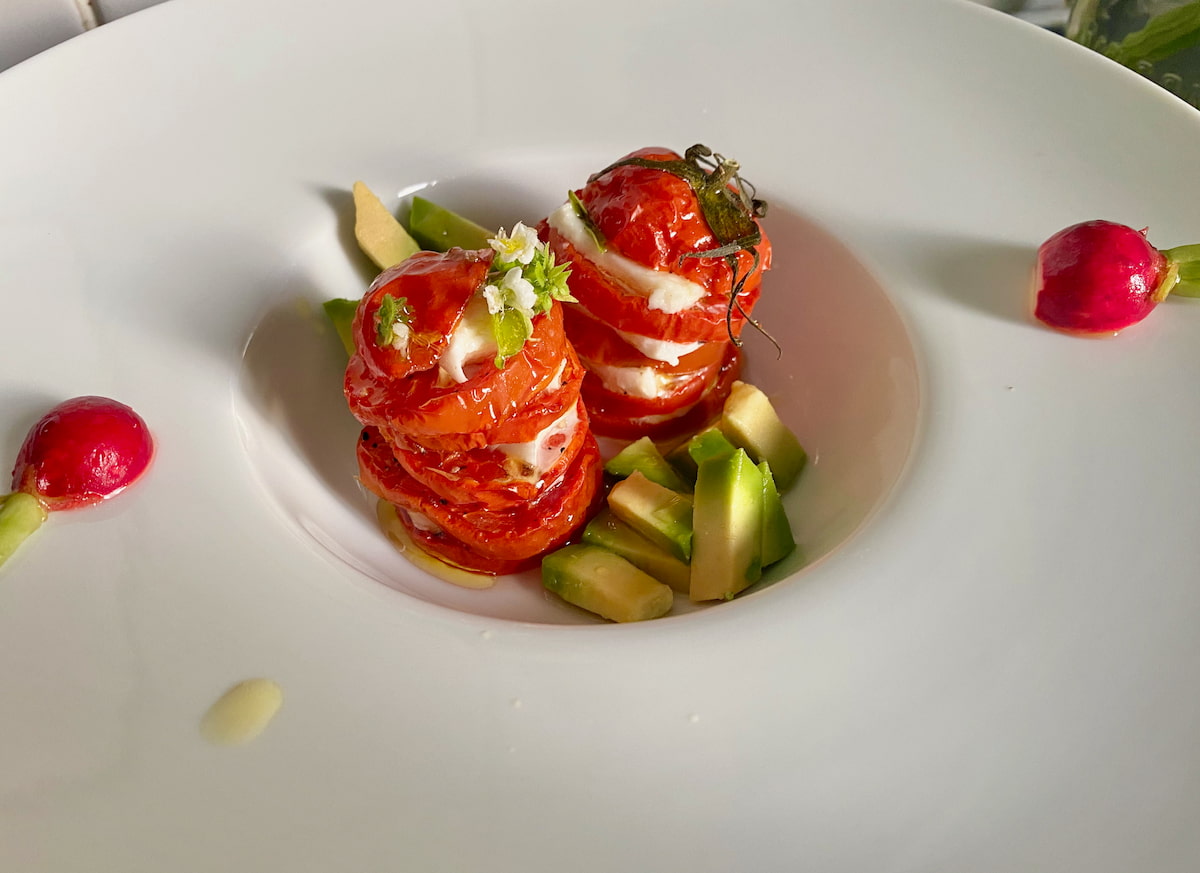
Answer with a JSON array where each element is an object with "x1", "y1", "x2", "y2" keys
[
  {"x1": 341, "y1": 145, "x2": 771, "y2": 575},
  {"x1": 542, "y1": 146, "x2": 772, "y2": 440},
  {"x1": 344, "y1": 248, "x2": 603, "y2": 574}
]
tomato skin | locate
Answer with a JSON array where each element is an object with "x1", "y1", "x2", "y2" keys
[
  {"x1": 391, "y1": 399, "x2": 592, "y2": 511},
  {"x1": 560, "y1": 303, "x2": 727, "y2": 371},
  {"x1": 357, "y1": 424, "x2": 604, "y2": 568},
  {"x1": 345, "y1": 303, "x2": 571, "y2": 441},
  {"x1": 12, "y1": 396, "x2": 154, "y2": 510},
  {"x1": 544, "y1": 227, "x2": 764, "y2": 344},
  {"x1": 582, "y1": 345, "x2": 742, "y2": 442},
  {"x1": 579, "y1": 147, "x2": 772, "y2": 285},
  {"x1": 352, "y1": 248, "x2": 492, "y2": 381}
]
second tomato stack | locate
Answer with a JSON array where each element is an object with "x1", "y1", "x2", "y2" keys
[{"x1": 541, "y1": 146, "x2": 772, "y2": 441}]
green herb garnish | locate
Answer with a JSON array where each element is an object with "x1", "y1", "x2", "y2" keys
[
  {"x1": 484, "y1": 224, "x2": 575, "y2": 367},
  {"x1": 374, "y1": 293, "x2": 412, "y2": 348},
  {"x1": 569, "y1": 189, "x2": 607, "y2": 253}
]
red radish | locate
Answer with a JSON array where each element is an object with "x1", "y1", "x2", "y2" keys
[
  {"x1": 1034, "y1": 220, "x2": 1200, "y2": 335},
  {"x1": 0, "y1": 396, "x2": 153, "y2": 569}
]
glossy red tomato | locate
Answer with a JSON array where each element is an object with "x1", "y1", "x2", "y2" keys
[
  {"x1": 345, "y1": 303, "x2": 572, "y2": 441},
  {"x1": 352, "y1": 248, "x2": 492, "y2": 380},
  {"x1": 357, "y1": 425, "x2": 603, "y2": 569},
  {"x1": 578, "y1": 147, "x2": 772, "y2": 289},
  {"x1": 582, "y1": 345, "x2": 742, "y2": 442},
  {"x1": 391, "y1": 399, "x2": 592, "y2": 511},
  {"x1": 545, "y1": 229, "x2": 765, "y2": 344},
  {"x1": 542, "y1": 146, "x2": 772, "y2": 344},
  {"x1": 560, "y1": 303, "x2": 727, "y2": 371}
]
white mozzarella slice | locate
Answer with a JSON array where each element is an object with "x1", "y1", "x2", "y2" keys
[
  {"x1": 405, "y1": 510, "x2": 442, "y2": 533},
  {"x1": 610, "y1": 325, "x2": 704, "y2": 366},
  {"x1": 588, "y1": 361, "x2": 696, "y2": 400},
  {"x1": 495, "y1": 403, "x2": 581, "y2": 481},
  {"x1": 547, "y1": 202, "x2": 706, "y2": 314},
  {"x1": 438, "y1": 294, "x2": 498, "y2": 384}
]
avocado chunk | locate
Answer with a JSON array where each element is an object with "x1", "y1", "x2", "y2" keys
[
  {"x1": 690, "y1": 449, "x2": 764, "y2": 602},
  {"x1": 665, "y1": 426, "x2": 735, "y2": 486},
  {"x1": 607, "y1": 471, "x2": 693, "y2": 563},
  {"x1": 407, "y1": 196, "x2": 494, "y2": 252},
  {"x1": 758, "y1": 461, "x2": 795, "y2": 567},
  {"x1": 322, "y1": 297, "x2": 359, "y2": 357},
  {"x1": 542, "y1": 544, "x2": 674, "y2": 622},
  {"x1": 583, "y1": 508, "x2": 691, "y2": 593},
  {"x1": 605, "y1": 436, "x2": 692, "y2": 493},
  {"x1": 353, "y1": 180, "x2": 422, "y2": 270},
  {"x1": 720, "y1": 381, "x2": 807, "y2": 491},
  {"x1": 688, "y1": 426, "x2": 737, "y2": 466}
]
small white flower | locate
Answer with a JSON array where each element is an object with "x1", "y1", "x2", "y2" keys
[
  {"x1": 489, "y1": 222, "x2": 541, "y2": 266},
  {"x1": 483, "y1": 283, "x2": 504, "y2": 315},
  {"x1": 501, "y1": 266, "x2": 537, "y2": 311}
]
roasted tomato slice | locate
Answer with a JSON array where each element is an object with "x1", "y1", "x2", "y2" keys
[
  {"x1": 561, "y1": 303, "x2": 727, "y2": 371},
  {"x1": 583, "y1": 345, "x2": 742, "y2": 441},
  {"x1": 578, "y1": 147, "x2": 772, "y2": 287},
  {"x1": 345, "y1": 303, "x2": 571, "y2": 440},
  {"x1": 352, "y1": 248, "x2": 492, "y2": 381},
  {"x1": 544, "y1": 228, "x2": 764, "y2": 343},
  {"x1": 578, "y1": 341, "x2": 737, "y2": 418},
  {"x1": 358, "y1": 425, "x2": 603, "y2": 566},
  {"x1": 391, "y1": 399, "x2": 592, "y2": 511}
]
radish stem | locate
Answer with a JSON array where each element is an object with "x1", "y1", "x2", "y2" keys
[
  {"x1": 1163, "y1": 244, "x2": 1200, "y2": 298},
  {"x1": 0, "y1": 492, "x2": 47, "y2": 569}
]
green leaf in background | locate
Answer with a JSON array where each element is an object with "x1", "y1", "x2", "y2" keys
[{"x1": 1103, "y1": 2, "x2": 1200, "y2": 67}]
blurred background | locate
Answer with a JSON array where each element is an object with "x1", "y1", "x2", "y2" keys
[
  {"x1": 1, "y1": 0, "x2": 1069, "y2": 74},
  {"x1": 5, "y1": 0, "x2": 1200, "y2": 111}
]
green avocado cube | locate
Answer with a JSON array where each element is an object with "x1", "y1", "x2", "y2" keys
[
  {"x1": 690, "y1": 449, "x2": 764, "y2": 602},
  {"x1": 583, "y1": 508, "x2": 691, "y2": 593},
  {"x1": 605, "y1": 436, "x2": 692, "y2": 493},
  {"x1": 758, "y1": 461, "x2": 795, "y2": 567},
  {"x1": 607, "y1": 471, "x2": 693, "y2": 563},
  {"x1": 688, "y1": 427, "x2": 737, "y2": 466},
  {"x1": 720, "y1": 381, "x2": 807, "y2": 491},
  {"x1": 542, "y1": 544, "x2": 674, "y2": 622},
  {"x1": 322, "y1": 297, "x2": 359, "y2": 357},
  {"x1": 407, "y1": 197, "x2": 494, "y2": 252},
  {"x1": 665, "y1": 426, "x2": 736, "y2": 486}
]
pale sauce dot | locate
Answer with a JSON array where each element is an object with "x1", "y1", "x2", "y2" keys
[{"x1": 200, "y1": 678, "x2": 283, "y2": 746}]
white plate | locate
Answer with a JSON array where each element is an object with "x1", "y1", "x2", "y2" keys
[{"x1": 2, "y1": 0, "x2": 1199, "y2": 869}]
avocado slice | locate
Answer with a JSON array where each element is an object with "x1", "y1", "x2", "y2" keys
[
  {"x1": 407, "y1": 196, "x2": 494, "y2": 252},
  {"x1": 607, "y1": 471, "x2": 693, "y2": 563},
  {"x1": 758, "y1": 461, "x2": 795, "y2": 567},
  {"x1": 665, "y1": 426, "x2": 735, "y2": 486},
  {"x1": 690, "y1": 449, "x2": 764, "y2": 602},
  {"x1": 352, "y1": 181, "x2": 422, "y2": 270},
  {"x1": 720, "y1": 381, "x2": 807, "y2": 491},
  {"x1": 542, "y1": 543, "x2": 674, "y2": 622},
  {"x1": 605, "y1": 436, "x2": 692, "y2": 493},
  {"x1": 583, "y1": 508, "x2": 691, "y2": 593},
  {"x1": 322, "y1": 297, "x2": 359, "y2": 357}
]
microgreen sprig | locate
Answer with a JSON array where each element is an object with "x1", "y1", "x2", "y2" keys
[
  {"x1": 484, "y1": 223, "x2": 575, "y2": 367},
  {"x1": 375, "y1": 293, "x2": 413, "y2": 350}
]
